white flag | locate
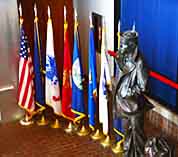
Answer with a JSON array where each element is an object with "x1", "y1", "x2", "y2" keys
[
  {"x1": 45, "y1": 7, "x2": 61, "y2": 115},
  {"x1": 99, "y1": 22, "x2": 112, "y2": 135}
]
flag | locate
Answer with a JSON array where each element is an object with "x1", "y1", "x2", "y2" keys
[
  {"x1": 18, "y1": 19, "x2": 35, "y2": 114},
  {"x1": 34, "y1": 14, "x2": 45, "y2": 112},
  {"x1": 62, "y1": 21, "x2": 74, "y2": 121},
  {"x1": 45, "y1": 10, "x2": 61, "y2": 115},
  {"x1": 99, "y1": 25, "x2": 112, "y2": 135},
  {"x1": 88, "y1": 25, "x2": 97, "y2": 130},
  {"x1": 71, "y1": 21, "x2": 85, "y2": 123}
]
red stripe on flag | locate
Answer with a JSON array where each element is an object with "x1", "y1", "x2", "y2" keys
[
  {"x1": 21, "y1": 68, "x2": 32, "y2": 107},
  {"x1": 27, "y1": 88, "x2": 34, "y2": 110},
  {"x1": 18, "y1": 60, "x2": 27, "y2": 102}
]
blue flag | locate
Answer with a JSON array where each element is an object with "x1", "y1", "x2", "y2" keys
[
  {"x1": 71, "y1": 25, "x2": 85, "y2": 122},
  {"x1": 34, "y1": 17, "x2": 45, "y2": 112},
  {"x1": 88, "y1": 27, "x2": 97, "y2": 130}
]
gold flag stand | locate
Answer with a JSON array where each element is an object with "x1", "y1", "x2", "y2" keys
[
  {"x1": 77, "y1": 125, "x2": 90, "y2": 136},
  {"x1": 65, "y1": 121, "x2": 75, "y2": 134},
  {"x1": 36, "y1": 114, "x2": 48, "y2": 126},
  {"x1": 100, "y1": 135, "x2": 112, "y2": 148},
  {"x1": 112, "y1": 141, "x2": 124, "y2": 154},
  {"x1": 91, "y1": 129, "x2": 104, "y2": 140},
  {"x1": 50, "y1": 119, "x2": 60, "y2": 129},
  {"x1": 19, "y1": 112, "x2": 34, "y2": 126}
]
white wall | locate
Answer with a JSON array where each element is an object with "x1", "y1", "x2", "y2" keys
[{"x1": 73, "y1": 0, "x2": 114, "y2": 77}]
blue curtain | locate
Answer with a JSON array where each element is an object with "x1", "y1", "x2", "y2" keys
[{"x1": 120, "y1": 0, "x2": 178, "y2": 110}]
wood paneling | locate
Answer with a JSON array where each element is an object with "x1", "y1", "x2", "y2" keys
[{"x1": 17, "y1": 0, "x2": 74, "y2": 80}]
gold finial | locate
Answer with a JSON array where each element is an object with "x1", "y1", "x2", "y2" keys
[
  {"x1": 34, "y1": 3, "x2": 38, "y2": 22},
  {"x1": 64, "y1": 6, "x2": 67, "y2": 22},
  {"x1": 48, "y1": 6, "x2": 51, "y2": 18},
  {"x1": 19, "y1": 3, "x2": 23, "y2": 25},
  {"x1": 74, "y1": 8, "x2": 78, "y2": 30},
  {"x1": 102, "y1": 17, "x2": 106, "y2": 32},
  {"x1": 74, "y1": 8, "x2": 77, "y2": 21},
  {"x1": 89, "y1": 14, "x2": 93, "y2": 28},
  {"x1": 34, "y1": 3, "x2": 37, "y2": 17},
  {"x1": 19, "y1": 3, "x2": 22, "y2": 17}
]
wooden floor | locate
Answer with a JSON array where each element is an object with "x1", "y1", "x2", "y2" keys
[{"x1": 0, "y1": 117, "x2": 177, "y2": 157}]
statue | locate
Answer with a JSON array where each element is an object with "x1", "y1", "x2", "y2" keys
[{"x1": 113, "y1": 30, "x2": 151, "y2": 157}]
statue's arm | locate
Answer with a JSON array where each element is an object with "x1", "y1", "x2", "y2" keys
[{"x1": 135, "y1": 58, "x2": 148, "y2": 93}]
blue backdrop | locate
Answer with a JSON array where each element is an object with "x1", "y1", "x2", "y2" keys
[{"x1": 120, "y1": 0, "x2": 178, "y2": 110}]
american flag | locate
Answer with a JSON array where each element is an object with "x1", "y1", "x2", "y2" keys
[{"x1": 18, "y1": 25, "x2": 35, "y2": 113}]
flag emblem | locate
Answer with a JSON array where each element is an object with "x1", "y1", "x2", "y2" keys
[{"x1": 72, "y1": 58, "x2": 83, "y2": 90}]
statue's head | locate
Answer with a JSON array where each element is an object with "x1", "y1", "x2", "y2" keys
[
  {"x1": 116, "y1": 30, "x2": 138, "y2": 72},
  {"x1": 119, "y1": 31, "x2": 138, "y2": 59}
]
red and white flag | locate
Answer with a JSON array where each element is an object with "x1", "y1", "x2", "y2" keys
[{"x1": 18, "y1": 22, "x2": 35, "y2": 114}]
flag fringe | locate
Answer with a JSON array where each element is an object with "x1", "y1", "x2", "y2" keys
[
  {"x1": 113, "y1": 128, "x2": 125, "y2": 139},
  {"x1": 71, "y1": 109, "x2": 85, "y2": 123}
]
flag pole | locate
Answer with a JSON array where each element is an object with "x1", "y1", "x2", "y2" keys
[
  {"x1": 99, "y1": 18, "x2": 112, "y2": 148},
  {"x1": 32, "y1": 3, "x2": 48, "y2": 126},
  {"x1": 44, "y1": 6, "x2": 60, "y2": 129},
  {"x1": 63, "y1": 6, "x2": 77, "y2": 134},
  {"x1": 73, "y1": 9, "x2": 90, "y2": 136},
  {"x1": 88, "y1": 13, "x2": 104, "y2": 141},
  {"x1": 111, "y1": 19, "x2": 124, "y2": 154},
  {"x1": 18, "y1": 3, "x2": 34, "y2": 126}
]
